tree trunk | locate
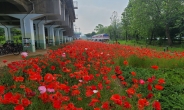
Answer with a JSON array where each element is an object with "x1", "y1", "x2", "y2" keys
[
  {"x1": 179, "y1": 33, "x2": 182, "y2": 44},
  {"x1": 149, "y1": 30, "x2": 154, "y2": 45},
  {"x1": 165, "y1": 25, "x2": 172, "y2": 46},
  {"x1": 125, "y1": 30, "x2": 127, "y2": 42}
]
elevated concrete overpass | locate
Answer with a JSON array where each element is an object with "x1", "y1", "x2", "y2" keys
[{"x1": 0, "y1": 0, "x2": 78, "y2": 52}]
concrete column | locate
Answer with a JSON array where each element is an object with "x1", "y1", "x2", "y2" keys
[
  {"x1": 60, "y1": 30, "x2": 64, "y2": 44},
  {"x1": 65, "y1": 36, "x2": 67, "y2": 43},
  {"x1": 34, "y1": 24, "x2": 39, "y2": 49},
  {"x1": 61, "y1": 34, "x2": 64, "y2": 44},
  {"x1": 34, "y1": 20, "x2": 53, "y2": 49},
  {"x1": 3, "y1": 27, "x2": 9, "y2": 41},
  {"x1": 54, "y1": 28, "x2": 60, "y2": 45},
  {"x1": 8, "y1": 14, "x2": 43, "y2": 52},
  {"x1": 0, "y1": 26, "x2": 14, "y2": 41},
  {"x1": 45, "y1": 25, "x2": 59, "y2": 46},
  {"x1": 49, "y1": 27, "x2": 55, "y2": 46}
]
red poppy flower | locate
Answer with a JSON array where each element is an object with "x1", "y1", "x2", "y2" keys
[
  {"x1": 138, "y1": 98, "x2": 149, "y2": 109},
  {"x1": 44, "y1": 73, "x2": 54, "y2": 83},
  {"x1": 147, "y1": 76, "x2": 156, "y2": 83},
  {"x1": 148, "y1": 84, "x2": 152, "y2": 91},
  {"x1": 123, "y1": 60, "x2": 128, "y2": 66},
  {"x1": 50, "y1": 66, "x2": 56, "y2": 71},
  {"x1": 123, "y1": 101, "x2": 131, "y2": 108},
  {"x1": 4, "y1": 92, "x2": 13, "y2": 103},
  {"x1": 14, "y1": 76, "x2": 24, "y2": 82},
  {"x1": 3, "y1": 60, "x2": 7, "y2": 63},
  {"x1": 0, "y1": 85, "x2": 5, "y2": 95},
  {"x1": 83, "y1": 75, "x2": 91, "y2": 82},
  {"x1": 77, "y1": 97, "x2": 82, "y2": 101},
  {"x1": 89, "y1": 98, "x2": 99, "y2": 106},
  {"x1": 94, "y1": 108, "x2": 100, "y2": 110},
  {"x1": 152, "y1": 101, "x2": 161, "y2": 110},
  {"x1": 158, "y1": 78, "x2": 165, "y2": 84},
  {"x1": 131, "y1": 71, "x2": 136, "y2": 76},
  {"x1": 53, "y1": 100, "x2": 61, "y2": 109},
  {"x1": 111, "y1": 75, "x2": 117, "y2": 79},
  {"x1": 21, "y1": 98, "x2": 31, "y2": 107},
  {"x1": 155, "y1": 85, "x2": 164, "y2": 90},
  {"x1": 101, "y1": 101, "x2": 109, "y2": 109},
  {"x1": 71, "y1": 85, "x2": 78, "y2": 89},
  {"x1": 97, "y1": 83, "x2": 103, "y2": 90},
  {"x1": 110, "y1": 94, "x2": 122, "y2": 105},
  {"x1": 126, "y1": 88, "x2": 135, "y2": 95},
  {"x1": 146, "y1": 93, "x2": 154, "y2": 99},
  {"x1": 14, "y1": 105, "x2": 24, "y2": 110},
  {"x1": 71, "y1": 90, "x2": 80, "y2": 96},
  {"x1": 85, "y1": 90, "x2": 94, "y2": 97},
  {"x1": 151, "y1": 65, "x2": 159, "y2": 70}
]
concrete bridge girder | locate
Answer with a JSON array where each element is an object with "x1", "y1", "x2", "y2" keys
[
  {"x1": 0, "y1": 0, "x2": 28, "y2": 13},
  {"x1": 54, "y1": 28, "x2": 63, "y2": 45},
  {"x1": 8, "y1": 0, "x2": 29, "y2": 12}
]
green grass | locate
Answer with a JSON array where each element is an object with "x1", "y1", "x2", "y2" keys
[{"x1": 118, "y1": 40, "x2": 184, "y2": 52}]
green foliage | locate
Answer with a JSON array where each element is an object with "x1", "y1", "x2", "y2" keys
[
  {"x1": 85, "y1": 31, "x2": 96, "y2": 37},
  {"x1": 0, "y1": 28, "x2": 4, "y2": 36},
  {"x1": 0, "y1": 36, "x2": 5, "y2": 45},
  {"x1": 121, "y1": 0, "x2": 184, "y2": 45},
  {"x1": 0, "y1": 67, "x2": 14, "y2": 86},
  {"x1": 13, "y1": 35, "x2": 22, "y2": 43},
  {"x1": 119, "y1": 66, "x2": 184, "y2": 110},
  {"x1": 94, "y1": 24, "x2": 105, "y2": 34}
]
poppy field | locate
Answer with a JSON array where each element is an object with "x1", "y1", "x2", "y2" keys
[{"x1": 0, "y1": 40, "x2": 184, "y2": 110}]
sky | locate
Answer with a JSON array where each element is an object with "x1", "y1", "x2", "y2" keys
[{"x1": 74, "y1": 0, "x2": 129, "y2": 34}]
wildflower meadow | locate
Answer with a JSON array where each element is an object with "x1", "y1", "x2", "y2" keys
[{"x1": 0, "y1": 40, "x2": 184, "y2": 110}]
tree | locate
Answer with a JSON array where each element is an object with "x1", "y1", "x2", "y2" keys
[
  {"x1": 85, "y1": 31, "x2": 96, "y2": 37},
  {"x1": 110, "y1": 11, "x2": 120, "y2": 41},
  {"x1": 121, "y1": 0, "x2": 184, "y2": 45},
  {"x1": 94, "y1": 24, "x2": 104, "y2": 34}
]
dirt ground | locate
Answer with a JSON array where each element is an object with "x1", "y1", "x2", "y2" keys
[{"x1": 0, "y1": 49, "x2": 48, "y2": 67}]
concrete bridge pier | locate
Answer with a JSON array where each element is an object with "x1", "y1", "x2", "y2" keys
[
  {"x1": 64, "y1": 36, "x2": 67, "y2": 43},
  {"x1": 0, "y1": 26, "x2": 9, "y2": 41},
  {"x1": 8, "y1": 14, "x2": 43, "y2": 52},
  {"x1": 59, "y1": 30, "x2": 64, "y2": 44},
  {"x1": 5, "y1": 26, "x2": 15, "y2": 41},
  {"x1": 61, "y1": 33, "x2": 64, "y2": 44},
  {"x1": 34, "y1": 20, "x2": 53, "y2": 49},
  {"x1": 54, "y1": 28, "x2": 61, "y2": 45},
  {"x1": 0, "y1": 25, "x2": 14, "y2": 41},
  {"x1": 46, "y1": 25, "x2": 59, "y2": 46}
]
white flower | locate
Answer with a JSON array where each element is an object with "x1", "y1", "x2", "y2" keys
[
  {"x1": 93, "y1": 90, "x2": 98, "y2": 93},
  {"x1": 85, "y1": 48, "x2": 88, "y2": 50},
  {"x1": 79, "y1": 80, "x2": 83, "y2": 82},
  {"x1": 101, "y1": 52, "x2": 103, "y2": 55}
]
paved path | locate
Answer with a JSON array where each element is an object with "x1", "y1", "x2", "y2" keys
[{"x1": 0, "y1": 49, "x2": 48, "y2": 67}]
